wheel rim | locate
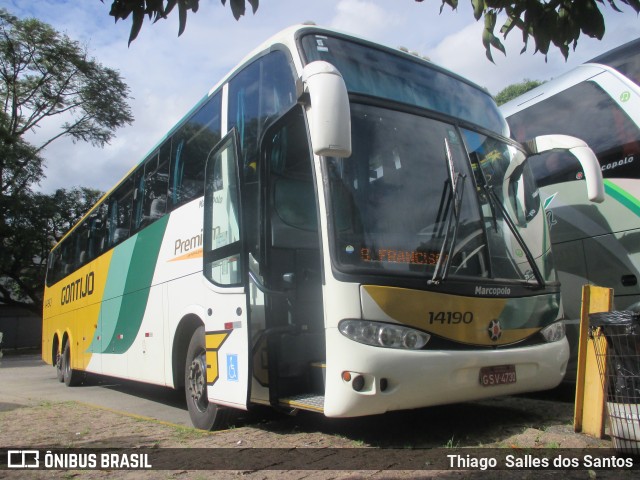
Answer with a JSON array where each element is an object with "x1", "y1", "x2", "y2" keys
[{"x1": 188, "y1": 349, "x2": 208, "y2": 413}]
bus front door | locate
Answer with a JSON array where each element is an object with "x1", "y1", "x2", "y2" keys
[{"x1": 250, "y1": 106, "x2": 327, "y2": 413}]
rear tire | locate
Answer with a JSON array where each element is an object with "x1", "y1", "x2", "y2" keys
[
  {"x1": 185, "y1": 326, "x2": 233, "y2": 430},
  {"x1": 62, "y1": 342, "x2": 83, "y2": 387},
  {"x1": 55, "y1": 349, "x2": 64, "y2": 383}
]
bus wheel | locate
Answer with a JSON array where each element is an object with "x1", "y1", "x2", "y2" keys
[
  {"x1": 55, "y1": 349, "x2": 64, "y2": 383},
  {"x1": 185, "y1": 326, "x2": 232, "y2": 430},
  {"x1": 62, "y1": 342, "x2": 82, "y2": 387}
]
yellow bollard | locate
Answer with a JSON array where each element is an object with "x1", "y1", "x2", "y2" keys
[{"x1": 573, "y1": 285, "x2": 613, "y2": 438}]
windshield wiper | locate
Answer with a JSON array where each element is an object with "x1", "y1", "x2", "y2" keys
[
  {"x1": 429, "y1": 138, "x2": 466, "y2": 285},
  {"x1": 473, "y1": 159, "x2": 545, "y2": 288},
  {"x1": 472, "y1": 154, "x2": 498, "y2": 233}
]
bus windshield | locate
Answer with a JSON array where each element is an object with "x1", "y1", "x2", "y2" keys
[
  {"x1": 325, "y1": 103, "x2": 552, "y2": 284},
  {"x1": 300, "y1": 33, "x2": 507, "y2": 135}
]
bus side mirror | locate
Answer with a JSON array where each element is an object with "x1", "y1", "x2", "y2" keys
[
  {"x1": 299, "y1": 61, "x2": 352, "y2": 158},
  {"x1": 524, "y1": 134, "x2": 605, "y2": 203}
]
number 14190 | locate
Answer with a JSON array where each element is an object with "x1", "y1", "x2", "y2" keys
[{"x1": 428, "y1": 311, "x2": 473, "y2": 324}]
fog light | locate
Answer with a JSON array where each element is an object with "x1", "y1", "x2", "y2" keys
[
  {"x1": 352, "y1": 375, "x2": 365, "y2": 392},
  {"x1": 380, "y1": 378, "x2": 388, "y2": 392}
]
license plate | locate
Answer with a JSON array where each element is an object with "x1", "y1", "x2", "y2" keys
[{"x1": 479, "y1": 365, "x2": 516, "y2": 387}]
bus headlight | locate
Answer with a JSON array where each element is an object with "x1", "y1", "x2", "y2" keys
[
  {"x1": 339, "y1": 320, "x2": 430, "y2": 350},
  {"x1": 540, "y1": 321, "x2": 566, "y2": 343}
]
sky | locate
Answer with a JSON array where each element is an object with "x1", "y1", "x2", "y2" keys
[{"x1": 6, "y1": 0, "x2": 640, "y2": 194}]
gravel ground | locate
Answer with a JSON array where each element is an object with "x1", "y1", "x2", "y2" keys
[{"x1": 1, "y1": 389, "x2": 637, "y2": 479}]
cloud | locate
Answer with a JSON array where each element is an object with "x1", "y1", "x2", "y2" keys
[
  {"x1": 13, "y1": 1, "x2": 280, "y2": 193},
  {"x1": 329, "y1": 0, "x2": 402, "y2": 39},
  {"x1": 427, "y1": 6, "x2": 640, "y2": 95}
]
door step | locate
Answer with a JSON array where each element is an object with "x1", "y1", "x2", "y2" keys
[{"x1": 279, "y1": 393, "x2": 325, "y2": 413}]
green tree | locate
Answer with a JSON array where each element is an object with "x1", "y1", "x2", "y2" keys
[
  {"x1": 434, "y1": 0, "x2": 640, "y2": 61},
  {"x1": 106, "y1": 0, "x2": 640, "y2": 60},
  {"x1": 0, "y1": 9, "x2": 132, "y2": 312},
  {"x1": 494, "y1": 79, "x2": 545, "y2": 106},
  {"x1": 106, "y1": 0, "x2": 258, "y2": 44},
  {"x1": 1, "y1": 188, "x2": 103, "y2": 311}
]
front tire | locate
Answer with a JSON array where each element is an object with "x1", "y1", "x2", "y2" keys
[{"x1": 185, "y1": 326, "x2": 233, "y2": 430}]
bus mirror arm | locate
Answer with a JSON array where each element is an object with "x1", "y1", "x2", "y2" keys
[
  {"x1": 524, "y1": 134, "x2": 605, "y2": 203},
  {"x1": 569, "y1": 146, "x2": 605, "y2": 203},
  {"x1": 299, "y1": 61, "x2": 352, "y2": 158}
]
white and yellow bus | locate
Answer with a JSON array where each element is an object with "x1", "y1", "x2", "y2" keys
[{"x1": 43, "y1": 25, "x2": 604, "y2": 430}]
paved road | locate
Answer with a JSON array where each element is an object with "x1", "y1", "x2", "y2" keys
[{"x1": 0, "y1": 353, "x2": 191, "y2": 426}]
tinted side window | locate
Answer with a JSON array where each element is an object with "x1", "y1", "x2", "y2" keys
[
  {"x1": 74, "y1": 221, "x2": 91, "y2": 268},
  {"x1": 203, "y1": 133, "x2": 242, "y2": 286},
  {"x1": 270, "y1": 109, "x2": 316, "y2": 232},
  {"x1": 170, "y1": 93, "x2": 222, "y2": 209},
  {"x1": 60, "y1": 235, "x2": 75, "y2": 278},
  {"x1": 107, "y1": 177, "x2": 134, "y2": 247},
  {"x1": 228, "y1": 50, "x2": 296, "y2": 180},
  {"x1": 46, "y1": 249, "x2": 59, "y2": 285},
  {"x1": 59, "y1": 203, "x2": 108, "y2": 279},
  {"x1": 132, "y1": 165, "x2": 146, "y2": 232},
  {"x1": 132, "y1": 145, "x2": 170, "y2": 231},
  {"x1": 89, "y1": 203, "x2": 108, "y2": 259},
  {"x1": 146, "y1": 141, "x2": 170, "y2": 219},
  {"x1": 508, "y1": 80, "x2": 640, "y2": 186}
]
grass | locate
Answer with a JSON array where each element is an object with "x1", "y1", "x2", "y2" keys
[{"x1": 444, "y1": 435, "x2": 459, "y2": 448}]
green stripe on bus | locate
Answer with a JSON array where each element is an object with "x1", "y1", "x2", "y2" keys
[
  {"x1": 92, "y1": 215, "x2": 170, "y2": 354},
  {"x1": 87, "y1": 240, "x2": 136, "y2": 353},
  {"x1": 604, "y1": 179, "x2": 640, "y2": 217}
]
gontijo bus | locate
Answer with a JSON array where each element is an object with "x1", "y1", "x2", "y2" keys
[{"x1": 42, "y1": 25, "x2": 604, "y2": 430}]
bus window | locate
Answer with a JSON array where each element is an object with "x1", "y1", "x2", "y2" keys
[
  {"x1": 72, "y1": 221, "x2": 88, "y2": 268},
  {"x1": 89, "y1": 203, "x2": 108, "y2": 258},
  {"x1": 203, "y1": 133, "x2": 242, "y2": 286},
  {"x1": 132, "y1": 165, "x2": 146, "y2": 232},
  {"x1": 270, "y1": 109, "x2": 317, "y2": 233},
  {"x1": 300, "y1": 34, "x2": 507, "y2": 135},
  {"x1": 508, "y1": 80, "x2": 640, "y2": 187},
  {"x1": 107, "y1": 177, "x2": 133, "y2": 247},
  {"x1": 228, "y1": 50, "x2": 296, "y2": 181},
  {"x1": 169, "y1": 93, "x2": 221, "y2": 209},
  {"x1": 46, "y1": 249, "x2": 61, "y2": 285},
  {"x1": 132, "y1": 147, "x2": 169, "y2": 231},
  {"x1": 60, "y1": 234, "x2": 75, "y2": 277},
  {"x1": 145, "y1": 142, "x2": 170, "y2": 221}
]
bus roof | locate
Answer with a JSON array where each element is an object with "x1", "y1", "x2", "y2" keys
[
  {"x1": 588, "y1": 37, "x2": 640, "y2": 66},
  {"x1": 501, "y1": 36, "x2": 640, "y2": 120}
]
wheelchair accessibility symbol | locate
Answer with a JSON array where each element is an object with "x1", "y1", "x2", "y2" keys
[{"x1": 227, "y1": 354, "x2": 239, "y2": 382}]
